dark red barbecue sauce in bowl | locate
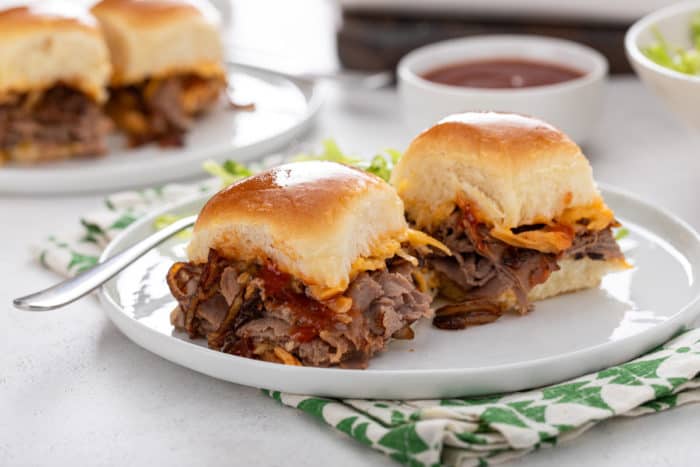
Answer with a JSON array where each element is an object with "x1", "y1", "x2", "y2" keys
[{"x1": 422, "y1": 59, "x2": 585, "y2": 89}]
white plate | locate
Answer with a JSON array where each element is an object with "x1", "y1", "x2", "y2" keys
[
  {"x1": 0, "y1": 66, "x2": 320, "y2": 194},
  {"x1": 99, "y1": 186, "x2": 700, "y2": 399}
]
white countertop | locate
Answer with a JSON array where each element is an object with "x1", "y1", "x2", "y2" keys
[{"x1": 2, "y1": 77, "x2": 700, "y2": 467}]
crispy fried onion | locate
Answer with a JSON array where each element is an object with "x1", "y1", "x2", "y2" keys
[
  {"x1": 184, "y1": 249, "x2": 227, "y2": 337},
  {"x1": 166, "y1": 261, "x2": 198, "y2": 301},
  {"x1": 207, "y1": 274, "x2": 260, "y2": 349},
  {"x1": 392, "y1": 325, "x2": 415, "y2": 340},
  {"x1": 207, "y1": 295, "x2": 243, "y2": 349},
  {"x1": 273, "y1": 347, "x2": 302, "y2": 366},
  {"x1": 433, "y1": 299, "x2": 503, "y2": 330}
]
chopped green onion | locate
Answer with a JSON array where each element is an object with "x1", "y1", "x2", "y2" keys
[
  {"x1": 614, "y1": 227, "x2": 630, "y2": 241},
  {"x1": 642, "y1": 16, "x2": 700, "y2": 76}
]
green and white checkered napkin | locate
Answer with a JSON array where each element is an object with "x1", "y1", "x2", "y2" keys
[{"x1": 33, "y1": 179, "x2": 700, "y2": 467}]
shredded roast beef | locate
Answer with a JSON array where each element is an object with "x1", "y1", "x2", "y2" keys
[
  {"x1": 429, "y1": 211, "x2": 560, "y2": 313},
  {"x1": 106, "y1": 75, "x2": 224, "y2": 148},
  {"x1": 566, "y1": 228, "x2": 624, "y2": 261},
  {"x1": 166, "y1": 250, "x2": 431, "y2": 369},
  {"x1": 424, "y1": 208, "x2": 624, "y2": 327},
  {"x1": 0, "y1": 86, "x2": 110, "y2": 160}
]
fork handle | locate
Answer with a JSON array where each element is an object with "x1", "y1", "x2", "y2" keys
[{"x1": 13, "y1": 215, "x2": 196, "y2": 312}]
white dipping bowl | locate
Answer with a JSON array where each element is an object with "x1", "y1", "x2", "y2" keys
[
  {"x1": 398, "y1": 35, "x2": 608, "y2": 144},
  {"x1": 626, "y1": 1, "x2": 700, "y2": 131}
]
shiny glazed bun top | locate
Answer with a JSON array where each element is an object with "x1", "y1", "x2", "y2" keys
[{"x1": 187, "y1": 161, "x2": 409, "y2": 295}]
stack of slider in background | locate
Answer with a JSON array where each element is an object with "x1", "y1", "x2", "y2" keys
[
  {"x1": 0, "y1": 0, "x2": 226, "y2": 166},
  {"x1": 0, "y1": 2, "x2": 112, "y2": 164},
  {"x1": 92, "y1": 0, "x2": 226, "y2": 147}
]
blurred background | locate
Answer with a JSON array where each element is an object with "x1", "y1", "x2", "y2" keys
[{"x1": 201, "y1": 0, "x2": 680, "y2": 75}]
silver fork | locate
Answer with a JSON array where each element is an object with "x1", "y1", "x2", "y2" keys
[{"x1": 13, "y1": 215, "x2": 197, "y2": 312}]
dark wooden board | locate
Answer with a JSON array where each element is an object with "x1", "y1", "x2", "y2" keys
[{"x1": 338, "y1": 11, "x2": 633, "y2": 74}]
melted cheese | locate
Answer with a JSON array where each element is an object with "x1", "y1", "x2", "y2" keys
[
  {"x1": 411, "y1": 269, "x2": 428, "y2": 292},
  {"x1": 492, "y1": 199, "x2": 616, "y2": 254},
  {"x1": 325, "y1": 296, "x2": 353, "y2": 314},
  {"x1": 307, "y1": 238, "x2": 403, "y2": 300},
  {"x1": 556, "y1": 198, "x2": 615, "y2": 231},
  {"x1": 307, "y1": 285, "x2": 347, "y2": 301},
  {"x1": 307, "y1": 230, "x2": 450, "y2": 301},
  {"x1": 406, "y1": 229, "x2": 452, "y2": 255},
  {"x1": 351, "y1": 257, "x2": 390, "y2": 275},
  {"x1": 357, "y1": 238, "x2": 403, "y2": 271},
  {"x1": 490, "y1": 226, "x2": 573, "y2": 254}
]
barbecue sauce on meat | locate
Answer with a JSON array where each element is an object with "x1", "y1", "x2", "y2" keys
[{"x1": 259, "y1": 264, "x2": 338, "y2": 343}]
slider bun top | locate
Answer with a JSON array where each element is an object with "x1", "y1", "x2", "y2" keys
[
  {"x1": 91, "y1": 0, "x2": 224, "y2": 85},
  {"x1": 391, "y1": 112, "x2": 615, "y2": 252},
  {"x1": 0, "y1": 2, "x2": 111, "y2": 101},
  {"x1": 188, "y1": 161, "x2": 408, "y2": 294}
]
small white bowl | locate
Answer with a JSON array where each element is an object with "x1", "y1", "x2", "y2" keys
[
  {"x1": 397, "y1": 35, "x2": 608, "y2": 143},
  {"x1": 626, "y1": 1, "x2": 700, "y2": 131}
]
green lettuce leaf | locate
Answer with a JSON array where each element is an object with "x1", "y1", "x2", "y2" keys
[
  {"x1": 202, "y1": 160, "x2": 253, "y2": 186},
  {"x1": 292, "y1": 139, "x2": 363, "y2": 165},
  {"x1": 692, "y1": 12, "x2": 700, "y2": 49},
  {"x1": 153, "y1": 214, "x2": 192, "y2": 238},
  {"x1": 205, "y1": 139, "x2": 403, "y2": 187},
  {"x1": 614, "y1": 227, "x2": 630, "y2": 241}
]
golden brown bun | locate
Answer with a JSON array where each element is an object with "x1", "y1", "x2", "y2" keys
[
  {"x1": 187, "y1": 161, "x2": 409, "y2": 294},
  {"x1": 391, "y1": 112, "x2": 616, "y2": 253},
  {"x1": 92, "y1": 0, "x2": 224, "y2": 85},
  {"x1": 0, "y1": 2, "x2": 111, "y2": 101}
]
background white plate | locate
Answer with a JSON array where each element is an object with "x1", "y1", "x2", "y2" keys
[
  {"x1": 99, "y1": 187, "x2": 700, "y2": 399},
  {"x1": 0, "y1": 66, "x2": 320, "y2": 195}
]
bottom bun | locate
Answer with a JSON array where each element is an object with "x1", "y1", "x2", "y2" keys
[{"x1": 1, "y1": 141, "x2": 107, "y2": 165}]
